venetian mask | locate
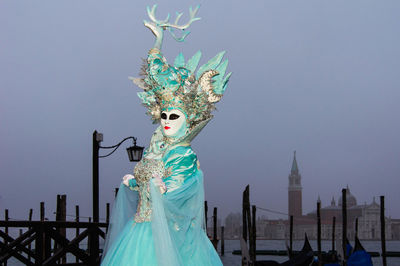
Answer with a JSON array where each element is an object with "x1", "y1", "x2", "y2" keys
[{"x1": 160, "y1": 109, "x2": 188, "y2": 138}]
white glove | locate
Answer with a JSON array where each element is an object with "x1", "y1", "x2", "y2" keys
[
  {"x1": 122, "y1": 174, "x2": 135, "y2": 187},
  {"x1": 152, "y1": 173, "x2": 167, "y2": 194}
]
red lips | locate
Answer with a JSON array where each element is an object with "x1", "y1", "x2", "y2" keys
[{"x1": 164, "y1": 126, "x2": 170, "y2": 130}]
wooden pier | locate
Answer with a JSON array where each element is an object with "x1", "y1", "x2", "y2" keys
[
  {"x1": 0, "y1": 195, "x2": 109, "y2": 265},
  {"x1": 0, "y1": 220, "x2": 107, "y2": 265}
]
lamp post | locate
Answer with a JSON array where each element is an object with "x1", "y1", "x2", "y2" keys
[
  {"x1": 92, "y1": 130, "x2": 144, "y2": 223},
  {"x1": 91, "y1": 130, "x2": 143, "y2": 261}
]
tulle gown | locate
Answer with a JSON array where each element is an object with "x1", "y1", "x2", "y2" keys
[{"x1": 101, "y1": 142, "x2": 223, "y2": 266}]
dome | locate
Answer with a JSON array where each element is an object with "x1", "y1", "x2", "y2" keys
[{"x1": 338, "y1": 186, "x2": 357, "y2": 208}]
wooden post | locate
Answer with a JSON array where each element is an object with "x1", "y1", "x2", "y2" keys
[
  {"x1": 289, "y1": 215, "x2": 293, "y2": 256},
  {"x1": 76, "y1": 205, "x2": 80, "y2": 263},
  {"x1": 92, "y1": 131, "x2": 101, "y2": 263},
  {"x1": 244, "y1": 186, "x2": 252, "y2": 263},
  {"x1": 251, "y1": 205, "x2": 256, "y2": 264},
  {"x1": 93, "y1": 131, "x2": 100, "y2": 223},
  {"x1": 106, "y1": 202, "x2": 110, "y2": 232},
  {"x1": 332, "y1": 216, "x2": 336, "y2": 251},
  {"x1": 317, "y1": 201, "x2": 321, "y2": 265},
  {"x1": 5, "y1": 209, "x2": 9, "y2": 234},
  {"x1": 205, "y1": 201, "x2": 208, "y2": 235},
  {"x1": 55, "y1": 194, "x2": 61, "y2": 258},
  {"x1": 380, "y1": 196, "x2": 387, "y2": 266},
  {"x1": 213, "y1": 207, "x2": 218, "y2": 250},
  {"x1": 29, "y1": 209, "x2": 33, "y2": 261},
  {"x1": 246, "y1": 187, "x2": 251, "y2": 249},
  {"x1": 342, "y1": 188, "x2": 347, "y2": 264},
  {"x1": 5, "y1": 209, "x2": 8, "y2": 266},
  {"x1": 40, "y1": 202, "x2": 45, "y2": 221},
  {"x1": 61, "y1": 195, "x2": 67, "y2": 263},
  {"x1": 221, "y1": 226, "x2": 225, "y2": 256},
  {"x1": 39, "y1": 201, "x2": 46, "y2": 262},
  {"x1": 36, "y1": 222, "x2": 44, "y2": 265},
  {"x1": 242, "y1": 187, "x2": 248, "y2": 243}
]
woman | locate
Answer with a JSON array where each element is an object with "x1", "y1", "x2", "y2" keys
[{"x1": 101, "y1": 5, "x2": 231, "y2": 266}]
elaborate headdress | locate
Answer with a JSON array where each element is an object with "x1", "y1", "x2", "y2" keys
[
  {"x1": 130, "y1": 5, "x2": 231, "y2": 143},
  {"x1": 132, "y1": 48, "x2": 231, "y2": 130}
]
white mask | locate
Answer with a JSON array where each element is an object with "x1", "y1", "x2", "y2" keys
[{"x1": 160, "y1": 109, "x2": 187, "y2": 138}]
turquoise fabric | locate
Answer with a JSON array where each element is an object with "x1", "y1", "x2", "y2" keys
[{"x1": 101, "y1": 145, "x2": 222, "y2": 266}]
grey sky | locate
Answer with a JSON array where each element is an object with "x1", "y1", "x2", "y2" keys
[{"x1": 1, "y1": 0, "x2": 399, "y2": 222}]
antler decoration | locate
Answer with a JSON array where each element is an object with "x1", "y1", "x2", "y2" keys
[{"x1": 145, "y1": 4, "x2": 201, "y2": 43}]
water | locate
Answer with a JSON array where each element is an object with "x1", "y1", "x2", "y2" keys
[
  {"x1": 6, "y1": 240, "x2": 400, "y2": 265},
  {"x1": 220, "y1": 239, "x2": 400, "y2": 266}
]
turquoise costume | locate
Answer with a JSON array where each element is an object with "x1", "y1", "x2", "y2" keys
[{"x1": 101, "y1": 5, "x2": 230, "y2": 266}]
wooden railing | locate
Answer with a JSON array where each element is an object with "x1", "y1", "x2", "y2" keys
[{"x1": 0, "y1": 220, "x2": 107, "y2": 265}]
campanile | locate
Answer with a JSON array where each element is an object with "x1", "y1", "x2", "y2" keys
[{"x1": 288, "y1": 151, "x2": 302, "y2": 218}]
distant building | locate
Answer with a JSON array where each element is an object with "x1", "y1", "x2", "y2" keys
[
  {"x1": 225, "y1": 151, "x2": 400, "y2": 240},
  {"x1": 225, "y1": 212, "x2": 242, "y2": 239},
  {"x1": 288, "y1": 151, "x2": 302, "y2": 219}
]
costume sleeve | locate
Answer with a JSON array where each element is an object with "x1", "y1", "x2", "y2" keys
[
  {"x1": 150, "y1": 145, "x2": 207, "y2": 266},
  {"x1": 101, "y1": 183, "x2": 139, "y2": 261},
  {"x1": 163, "y1": 146, "x2": 198, "y2": 193}
]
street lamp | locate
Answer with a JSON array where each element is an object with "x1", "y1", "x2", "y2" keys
[
  {"x1": 91, "y1": 130, "x2": 144, "y2": 260},
  {"x1": 92, "y1": 130, "x2": 144, "y2": 224}
]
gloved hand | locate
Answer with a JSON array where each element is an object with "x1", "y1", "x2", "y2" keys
[{"x1": 122, "y1": 174, "x2": 135, "y2": 187}]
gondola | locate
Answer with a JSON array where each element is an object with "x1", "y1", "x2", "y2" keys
[
  {"x1": 346, "y1": 236, "x2": 373, "y2": 266},
  {"x1": 253, "y1": 234, "x2": 315, "y2": 266}
]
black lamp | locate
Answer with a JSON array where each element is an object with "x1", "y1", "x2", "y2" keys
[{"x1": 126, "y1": 139, "x2": 144, "y2": 162}]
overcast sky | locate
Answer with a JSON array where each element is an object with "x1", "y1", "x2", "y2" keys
[{"x1": 1, "y1": 0, "x2": 400, "y2": 223}]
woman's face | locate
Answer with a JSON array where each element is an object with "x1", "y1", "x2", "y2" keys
[{"x1": 160, "y1": 109, "x2": 187, "y2": 138}]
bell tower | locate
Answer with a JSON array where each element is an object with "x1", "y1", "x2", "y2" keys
[{"x1": 288, "y1": 151, "x2": 302, "y2": 218}]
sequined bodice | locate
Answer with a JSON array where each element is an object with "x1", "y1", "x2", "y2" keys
[{"x1": 132, "y1": 158, "x2": 165, "y2": 223}]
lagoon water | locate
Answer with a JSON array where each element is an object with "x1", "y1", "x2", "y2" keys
[
  {"x1": 221, "y1": 239, "x2": 400, "y2": 266},
  {"x1": 6, "y1": 239, "x2": 400, "y2": 265}
]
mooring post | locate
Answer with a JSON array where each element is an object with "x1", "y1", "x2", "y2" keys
[
  {"x1": 251, "y1": 205, "x2": 256, "y2": 264},
  {"x1": 36, "y1": 221, "x2": 44, "y2": 265},
  {"x1": 221, "y1": 226, "x2": 225, "y2": 256},
  {"x1": 242, "y1": 188, "x2": 248, "y2": 243},
  {"x1": 205, "y1": 201, "x2": 208, "y2": 235},
  {"x1": 213, "y1": 207, "x2": 218, "y2": 250},
  {"x1": 39, "y1": 201, "x2": 47, "y2": 262},
  {"x1": 55, "y1": 195, "x2": 67, "y2": 262},
  {"x1": 380, "y1": 196, "x2": 387, "y2": 266},
  {"x1": 76, "y1": 205, "x2": 80, "y2": 263},
  {"x1": 106, "y1": 203, "x2": 110, "y2": 224},
  {"x1": 55, "y1": 195, "x2": 60, "y2": 260},
  {"x1": 40, "y1": 202, "x2": 45, "y2": 221},
  {"x1": 246, "y1": 186, "x2": 251, "y2": 261},
  {"x1": 92, "y1": 131, "x2": 101, "y2": 263},
  {"x1": 332, "y1": 216, "x2": 336, "y2": 252},
  {"x1": 29, "y1": 208, "x2": 33, "y2": 261},
  {"x1": 317, "y1": 200, "x2": 321, "y2": 265},
  {"x1": 342, "y1": 188, "x2": 347, "y2": 265},
  {"x1": 5, "y1": 209, "x2": 9, "y2": 234},
  {"x1": 289, "y1": 215, "x2": 293, "y2": 256},
  {"x1": 5, "y1": 209, "x2": 9, "y2": 266}
]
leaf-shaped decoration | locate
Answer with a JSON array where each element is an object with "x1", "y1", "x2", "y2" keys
[
  {"x1": 174, "y1": 52, "x2": 185, "y2": 68},
  {"x1": 196, "y1": 51, "x2": 225, "y2": 79},
  {"x1": 221, "y1": 72, "x2": 232, "y2": 94},
  {"x1": 212, "y1": 59, "x2": 228, "y2": 94},
  {"x1": 185, "y1": 51, "x2": 202, "y2": 74}
]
